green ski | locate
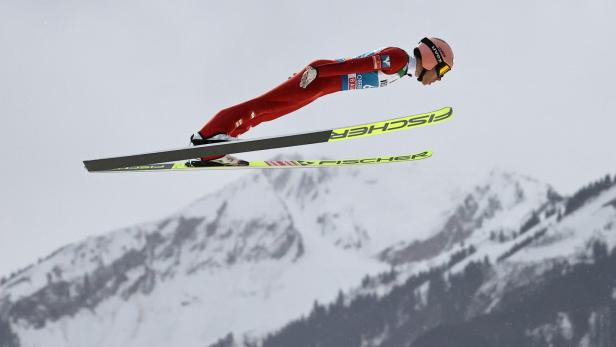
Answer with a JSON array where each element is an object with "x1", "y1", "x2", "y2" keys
[{"x1": 102, "y1": 151, "x2": 432, "y2": 172}]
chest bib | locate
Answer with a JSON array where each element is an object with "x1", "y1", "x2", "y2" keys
[{"x1": 338, "y1": 48, "x2": 408, "y2": 91}]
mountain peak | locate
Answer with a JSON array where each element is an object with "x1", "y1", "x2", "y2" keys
[{"x1": 0, "y1": 165, "x2": 585, "y2": 347}]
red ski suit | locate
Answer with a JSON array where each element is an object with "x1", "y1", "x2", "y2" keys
[{"x1": 198, "y1": 47, "x2": 410, "y2": 139}]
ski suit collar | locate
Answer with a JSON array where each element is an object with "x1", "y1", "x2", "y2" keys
[{"x1": 403, "y1": 55, "x2": 417, "y2": 78}]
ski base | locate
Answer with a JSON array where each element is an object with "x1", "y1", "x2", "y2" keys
[{"x1": 104, "y1": 151, "x2": 432, "y2": 172}]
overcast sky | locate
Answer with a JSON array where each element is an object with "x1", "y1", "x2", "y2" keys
[{"x1": 1, "y1": 0, "x2": 615, "y2": 277}]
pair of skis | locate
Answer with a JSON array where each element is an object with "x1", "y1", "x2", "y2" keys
[{"x1": 83, "y1": 107, "x2": 453, "y2": 172}]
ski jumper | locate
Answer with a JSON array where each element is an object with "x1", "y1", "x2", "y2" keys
[{"x1": 198, "y1": 47, "x2": 411, "y2": 139}]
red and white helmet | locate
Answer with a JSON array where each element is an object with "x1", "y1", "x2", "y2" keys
[{"x1": 415, "y1": 37, "x2": 454, "y2": 77}]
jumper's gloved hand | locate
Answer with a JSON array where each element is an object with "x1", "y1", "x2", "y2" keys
[{"x1": 299, "y1": 66, "x2": 318, "y2": 89}]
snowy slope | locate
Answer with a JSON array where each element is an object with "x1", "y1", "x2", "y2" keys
[
  {"x1": 253, "y1": 174, "x2": 616, "y2": 347},
  {"x1": 261, "y1": 163, "x2": 466, "y2": 253},
  {"x1": 512, "y1": 184, "x2": 616, "y2": 262},
  {"x1": 0, "y1": 165, "x2": 559, "y2": 347},
  {"x1": 380, "y1": 169, "x2": 556, "y2": 264},
  {"x1": 463, "y1": 183, "x2": 616, "y2": 318},
  {"x1": 344, "y1": 169, "x2": 559, "y2": 301}
]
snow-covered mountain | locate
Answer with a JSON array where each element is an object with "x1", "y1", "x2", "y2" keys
[
  {"x1": 260, "y1": 174, "x2": 616, "y2": 347},
  {"x1": 1, "y1": 163, "x2": 610, "y2": 347},
  {"x1": 379, "y1": 169, "x2": 556, "y2": 265}
]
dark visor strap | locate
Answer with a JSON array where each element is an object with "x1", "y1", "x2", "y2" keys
[{"x1": 420, "y1": 37, "x2": 445, "y2": 64}]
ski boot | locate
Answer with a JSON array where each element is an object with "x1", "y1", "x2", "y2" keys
[{"x1": 186, "y1": 132, "x2": 249, "y2": 167}]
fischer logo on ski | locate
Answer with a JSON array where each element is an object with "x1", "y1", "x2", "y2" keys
[
  {"x1": 329, "y1": 107, "x2": 452, "y2": 141},
  {"x1": 293, "y1": 152, "x2": 430, "y2": 166},
  {"x1": 104, "y1": 151, "x2": 432, "y2": 172}
]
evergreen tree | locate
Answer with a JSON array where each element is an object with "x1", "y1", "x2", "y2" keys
[
  {"x1": 592, "y1": 240, "x2": 609, "y2": 263},
  {"x1": 565, "y1": 174, "x2": 615, "y2": 215},
  {"x1": 0, "y1": 320, "x2": 19, "y2": 347},
  {"x1": 520, "y1": 211, "x2": 540, "y2": 235}
]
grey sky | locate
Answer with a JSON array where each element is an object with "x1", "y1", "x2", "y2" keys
[{"x1": 1, "y1": 0, "x2": 615, "y2": 277}]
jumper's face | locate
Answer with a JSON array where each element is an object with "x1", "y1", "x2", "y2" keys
[
  {"x1": 414, "y1": 56, "x2": 447, "y2": 86},
  {"x1": 417, "y1": 68, "x2": 442, "y2": 86}
]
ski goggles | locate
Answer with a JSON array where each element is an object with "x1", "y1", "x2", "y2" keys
[{"x1": 420, "y1": 37, "x2": 451, "y2": 78}]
